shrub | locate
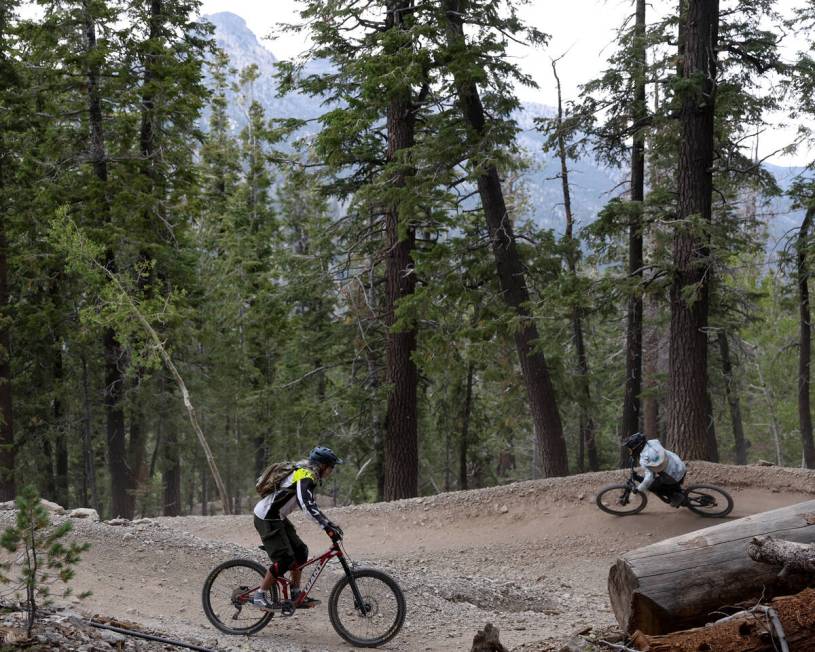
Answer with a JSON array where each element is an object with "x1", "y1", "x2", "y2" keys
[{"x1": 0, "y1": 485, "x2": 90, "y2": 635}]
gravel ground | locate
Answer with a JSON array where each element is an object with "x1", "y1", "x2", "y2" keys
[{"x1": 1, "y1": 462, "x2": 813, "y2": 651}]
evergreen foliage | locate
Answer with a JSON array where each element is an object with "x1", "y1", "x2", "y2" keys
[
  {"x1": 0, "y1": 0, "x2": 812, "y2": 516},
  {"x1": 0, "y1": 485, "x2": 90, "y2": 635}
]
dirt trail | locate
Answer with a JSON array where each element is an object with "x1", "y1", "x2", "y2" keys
[{"x1": 41, "y1": 463, "x2": 815, "y2": 651}]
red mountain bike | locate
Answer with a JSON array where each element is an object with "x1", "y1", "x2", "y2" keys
[{"x1": 201, "y1": 537, "x2": 406, "y2": 648}]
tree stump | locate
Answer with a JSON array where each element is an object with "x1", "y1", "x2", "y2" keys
[
  {"x1": 629, "y1": 588, "x2": 815, "y2": 651},
  {"x1": 608, "y1": 499, "x2": 815, "y2": 634},
  {"x1": 470, "y1": 623, "x2": 508, "y2": 652}
]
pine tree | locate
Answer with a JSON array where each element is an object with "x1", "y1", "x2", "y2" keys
[
  {"x1": 440, "y1": 0, "x2": 568, "y2": 477},
  {"x1": 0, "y1": 0, "x2": 19, "y2": 500},
  {"x1": 666, "y1": 0, "x2": 720, "y2": 459}
]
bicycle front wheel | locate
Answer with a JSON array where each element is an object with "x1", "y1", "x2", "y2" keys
[
  {"x1": 595, "y1": 483, "x2": 648, "y2": 516},
  {"x1": 684, "y1": 484, "x2": 734, "y2": 517},
  {"x1": 328, "y1": 568, "x2": 406, "y2": 648},
  {"x1": 202, "y1": 558, "x2": 276, "y2": 635}
]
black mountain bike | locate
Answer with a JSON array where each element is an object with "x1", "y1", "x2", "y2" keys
[
  {"x1": 202, "y1": 537, "x2": 406, "y2": 648},
  {"x1": 595, "y1": 466, "x2": 734, "y2": 517}
]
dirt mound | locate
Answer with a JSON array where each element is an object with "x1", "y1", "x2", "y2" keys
[{"x1": 3, "y1": 463, "x2": 813, "y2": 651}]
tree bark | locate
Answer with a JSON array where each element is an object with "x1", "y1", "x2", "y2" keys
[
  {"x1": 80, "y1": 354, "x2": 99, "y2": 512},
  {"x1": 552, "y1": 58, "x2": 598, "y2": 472},
  {"x1": 798, "y1": 206, "x2": 815, "y2": 468},
  {"x1": 621, "y1": 0, "x2": 647, "y2": 463},
  {"x1": 0, "y1": 194, "x2": 13, "y2": 500},
  {"x1": 382, "y1": 0, "x2": 419, "y2": 501},
  {"x1": 53, "y1": 347, "x2": 69, "y2": 507},
  {"x1": 459, "y1": 363, "x2": 474, "y2": 490},
  {"x1": 748, "y1": 535, "x2": 815, "y2": 574},
  {"x1": 444, "y1": 0, "x2": 568, "y2": 477},
  {"x1": 630, "y1": 589, "x2": 815, "y2": 652},
  {"x1": 162, "y1": 425, "x2": 181, "y2": 516},
  {"x1": 642, "y1": 295, "x2": 661, "y2": 439},
  {"x1": 666, "y1": 0, "x2": 719, "y2": 460},
  {"x1": 608, "y1": 499, "x2": 815, "y2": 635},
  {"x1": 717, "y1": 330, "x2": 748, "y2": 464},
  {"x1": 705, "y1": 391, "x2": 719, "y2": 462}
]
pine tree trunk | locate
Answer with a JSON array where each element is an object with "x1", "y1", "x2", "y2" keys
[
  {"x1": 128, "y1": 396, "x2": 147, "y2": 517},
  {"x1": 642, "y1": 295, "x2": 661, "y2": 439},
  {"x1": 705, "y1": 391, "x2": 719, "y2": 462},
  {"x1": 80, "y1": 355, "x2": 99, "y2": 511},
  {"x1": 552, "y1": 59, "x2": 598, "y2": 472},
  {"x1": 459, "y1": 363, "x2": 474, "y2": 490},
  {"x1": 717, "y1": 331, "x2": 747, "y2": 464},
  {"x1": 103, "y1": 327, "x2": 128, "y2": 517},
  {"x1": 0, "y1": 0, "x2": 16, "y2": 502},
  {"x1": 621, "y1": 0, "x2": 647, "y2": 465},
  {"x1": 798, "y1": 206, "x2": 815, "y2": 468},
  {"x1": 383, "y1": 93, "x2": 418, "y2": 500},
  {"x1": 667, "y1": 0, "x2": 719, "y2": 460},
  {"x1": 53, "y1": 348, "x2": 69, "y2": 507},
  {"x1": 82, "y1": 3, "x2": 129, "y2": 517},
  {"x1": 163, "y1": 427, "x2": 181, "y2": 516},
  {"x1": 382, "y1": 1, "x2": 420, "y2": 501},
  {"x1": 0, "y1": 196, "x2": 14, "y2": 501},
  {"x1": 444, "y1": 1, "x2": 568, "y2": 477}
]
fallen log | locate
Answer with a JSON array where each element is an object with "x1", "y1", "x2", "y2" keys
[
  {"x1": 629, "y1": 588, "x2": 815, "y2": 651},
  {"x1": 608, "y1": 499, "x2": 815, "y2": 635},
  {"x1": 747, "y1": 534, "x2": 815, "y2": 575}
]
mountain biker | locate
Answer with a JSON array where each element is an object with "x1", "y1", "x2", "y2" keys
[
  {"x1": 624, "y1": 433, "x2": 687, "y2": 508},
  {"x1": 251, "y1": 446, "x2": 344, "y2": 610}
]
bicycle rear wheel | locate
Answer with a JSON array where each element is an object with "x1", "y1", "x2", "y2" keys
[
  {"x1": 328, "y1": 568, "x2": 406, "y2": 648},
  {"x1": 684, "y1": 484, "x2": 734, "y2": 517},
  {"x1": 202, "y1": 558, "x2": 276, "y2": 635},
  {"x1": 595, "y1": 483, "x2": 648, "y2": 515}
]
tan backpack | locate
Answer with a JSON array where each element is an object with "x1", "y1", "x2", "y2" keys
[{"x1": 255, "y1": 461, "x2": 297, "y2": 497}]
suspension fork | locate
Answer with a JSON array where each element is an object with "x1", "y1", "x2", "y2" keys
[{"x1": 337, "y1": 552, "x2": 369, "y2": 614}]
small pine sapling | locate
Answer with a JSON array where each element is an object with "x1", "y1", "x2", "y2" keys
[{"x1": 0, "y1": 485, "x2": 90, "y2": 636}]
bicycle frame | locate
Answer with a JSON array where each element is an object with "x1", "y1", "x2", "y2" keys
[
  {"x1": 236, "y1": 541, "x2": 368, "y2": 612},
  {"x1": 279, "y1": 543, "x2": 340, "y2": 604}
]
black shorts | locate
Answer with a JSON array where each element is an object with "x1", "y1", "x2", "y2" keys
[{"x1": 254, "y1": 515, "x2": 308, "y2": 569}]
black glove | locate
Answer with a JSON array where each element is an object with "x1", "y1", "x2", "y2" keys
[{"x1": 326, "y1": 524, "x2": 343, "y2": 542}]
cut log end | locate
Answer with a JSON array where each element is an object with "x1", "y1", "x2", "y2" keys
[{"x1": 608, "y1": 500, "x2": 815, "y2": 635}]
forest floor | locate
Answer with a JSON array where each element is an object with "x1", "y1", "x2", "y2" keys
[{"x1": 6, "y1": 462, "x2": 815, "y2": 651}]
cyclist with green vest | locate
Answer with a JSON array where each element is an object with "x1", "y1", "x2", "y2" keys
[{"x1": 251, "y1": 446, "x2": 344, "y2": 610}]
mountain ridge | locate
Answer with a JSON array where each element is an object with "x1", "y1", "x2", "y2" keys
[{"x1": 199, "y1": 11, "x2": 805, "y2": 242}]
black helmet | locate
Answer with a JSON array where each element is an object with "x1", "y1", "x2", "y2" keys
[
  {"x1": 309, "y1": 446, "x2": 343, "y2": 467},
  {"x1": 624, "y1": 432, "x2": 647, "y2": 457}
]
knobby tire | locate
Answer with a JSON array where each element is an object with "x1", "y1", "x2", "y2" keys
[
  {"x1": 202, "y1": 558, "x2": 275, "y2": 635},
  {"x1": 328, "y1": 568, "x2": 406, "y2": 648},
  {"x1": 684, "y1": 484, "x2": 734, "y2": 517},
  {"x1": 595, "y1": 483, "x2": 648, "y2": 516}
]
